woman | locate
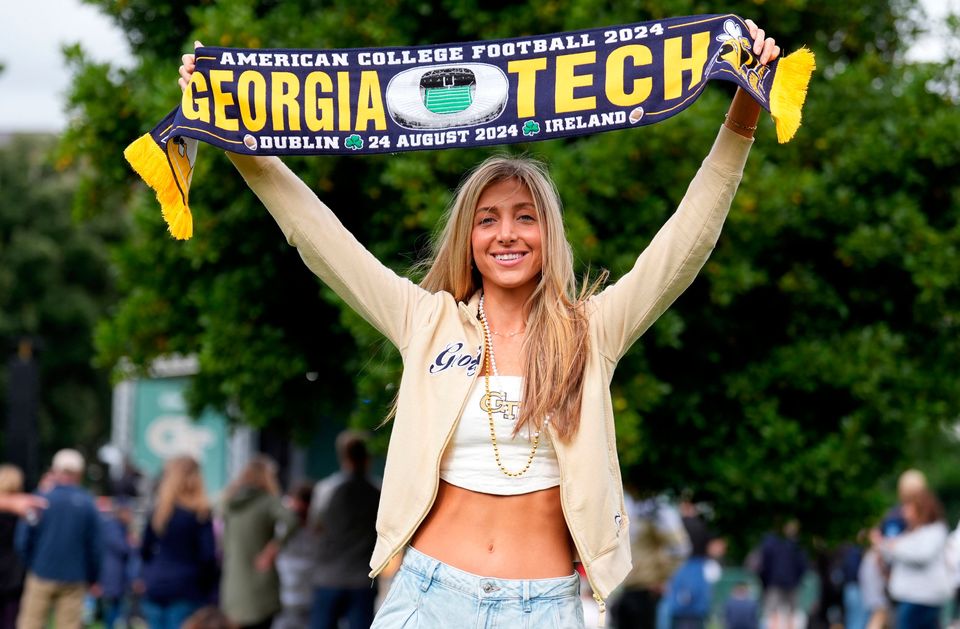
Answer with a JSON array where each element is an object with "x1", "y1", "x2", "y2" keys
[
  {"x1": 272, "y1": 483, "x2": 318, "y2": 629},
  {"x1": 178, "y1": 19, "x2": 780, "y2": 628},
  {"x1": 871, "y1": 488, "x2": 952, "y2": 629},
  {"x1": 0, "y1": 465, "x2": 26, "y2": 629},
  {"x1": 140, "y1": 455, "x2": 218, "y2": 629},
  {"x1": 219, "y1": 455, "x2": 298, "y2": 629}
]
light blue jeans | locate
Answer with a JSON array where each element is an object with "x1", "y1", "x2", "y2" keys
[{"x1": 371, "y1": 546, "x2": 584, "y2": 628}]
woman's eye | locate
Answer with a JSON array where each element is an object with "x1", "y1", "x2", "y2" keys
[
  {"x1": 478, "y1": 216, "x2": 495, "y2": 225},
  {"x1": 518, "y1": 214, "x2": 535, "y2": 223}
]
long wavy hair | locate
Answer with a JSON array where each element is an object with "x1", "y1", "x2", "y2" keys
[
  {"x1": 419, "y1": 156, "x2": 603, "y2": 440},
  {"x1": 151, "y1": 455, "x2": 210, "y2": 535},
  {"x1": 222, "y1": 455, "x2": 280, "y2": 503}
]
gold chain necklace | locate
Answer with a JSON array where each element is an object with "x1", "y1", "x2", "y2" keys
[
  {"x1": 478, "y1": 294, "x2": 541, "y2": 478},
  {"x1": 490, "y1": 327, "x2": 526, "y2": 338}
]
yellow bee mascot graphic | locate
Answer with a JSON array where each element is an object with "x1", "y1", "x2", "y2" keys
[
  {"x1": 714, "y1": 19, "x2": 770, "y2": 98},
  {"x1": 158, "y1": 135, "x2": 198, "y2": 239},
  {"x1": 165, "y1": 136, "x2": 197, "y2": 201}
]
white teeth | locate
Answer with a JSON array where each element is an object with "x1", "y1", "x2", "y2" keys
[{"x1": 494, "y1": 253, "x2": 523, "y2": 261}]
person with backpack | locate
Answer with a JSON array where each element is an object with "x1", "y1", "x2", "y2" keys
[
  {"x1": 724, "y1": 581, "x2": 760, "y2": 629},
  {"x1": 666, "y1": 555, "x2": 712, "y2": 629}
]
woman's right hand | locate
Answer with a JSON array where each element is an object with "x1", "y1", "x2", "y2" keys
[{"x1": 178, "y1": 41, "x2": 203, "y2": 93}]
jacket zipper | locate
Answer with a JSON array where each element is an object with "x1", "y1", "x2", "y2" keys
[
  {"x1": 370, "y1": 313, "x2": 482, "y2": 578},
  {"x1": 593, "y1": 593, "x2": 607, "y2": 627}
]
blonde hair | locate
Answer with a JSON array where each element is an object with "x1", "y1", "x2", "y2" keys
[
  {"x1": 151, "y1": 455, "x2": 210, "y2": 534},
  {"x1": 0, "y1": 464, "x2": 24, "y2": 495},
  {"x1": 222, "y1": 455, "x2": 280, "y2": 503},
  {"x1": 897, "y1": 469, "x2": 927, "y2": 501},
  {"x1": 420, "y1": 156, "x2": 603, "y2": 440}
]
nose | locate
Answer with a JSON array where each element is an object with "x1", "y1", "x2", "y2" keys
[{"x1": 497, "y1": 218, "x2": 517, "y2": 244}]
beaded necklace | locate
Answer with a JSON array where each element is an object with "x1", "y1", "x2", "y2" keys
[{"x1": 478, "y1": 293, "x2": 542, "y2": 478}]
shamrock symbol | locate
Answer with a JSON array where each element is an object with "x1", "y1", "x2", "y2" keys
[
  {"x1": 522, "y1": 120, "x2": 540, "y2": 137},
  {"x1": 345, "y1": 134, "x2": 364, "y2": 150}
]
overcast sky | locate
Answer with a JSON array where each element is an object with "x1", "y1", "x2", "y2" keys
[{"x1": 0, "y1": 0, "x2": 955, "y2": 133}]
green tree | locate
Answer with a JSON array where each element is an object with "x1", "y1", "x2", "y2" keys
[
  {"x1": 0, "y1": 134, "x2": 120, "y2": 466},
  {"x1": 64, "y1": 0, "x2": 959, "y2": 542}
]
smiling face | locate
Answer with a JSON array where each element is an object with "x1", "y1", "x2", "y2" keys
[{"x1": 471, "y1": 177, "x2": 543, "y2": 297}]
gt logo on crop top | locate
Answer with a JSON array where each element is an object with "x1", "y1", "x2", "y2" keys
[{"x1": 480, "y1": 390, "x2": 520, "y2": 422}]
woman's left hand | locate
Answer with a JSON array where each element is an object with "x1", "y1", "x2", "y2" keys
[{"x1": 744, "y1": 19, "x2": 781, "y2": 65}]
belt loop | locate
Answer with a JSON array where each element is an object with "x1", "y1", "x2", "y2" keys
[
  {"x1": 420, "y1": 558, "x2": 440, "y2": 593},
  {"x1": 522, "y1": 581, "x2": 532, "y2": 614}
]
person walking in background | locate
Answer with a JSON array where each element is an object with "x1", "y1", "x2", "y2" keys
[
  {"x1": 0, "y1": 465, "x2": 27, "y2": 629},
  {"x1": 14, "y1": 449, "x2": 102, "y2": 629},
  {"x1": 668, "y1": 496, "x2": 727, "y2": 628},
  {"x1": 140, "y1": 455, "x2": 218, "y2": 629},
  {"x1": 839, "y1": 538, "x2": 866, "y2": 629},
  {"x1": 220, "y1": 455, "x2": 298, "y2": 629},
  {"x1": 272, "y1": 483, "x2": 319, "y2": 629},
  {"x1": 99, "y1": 497, "x2": 135, "y2": 629},
  {"x1": 724, "y1": 581, "x2": 759, "y2": 629},
  {"x1": 309, "y1": 431, "x2": 381, "y2": 629},
  {"x1": 871, "y1": 488, "x2": 952, "y2": 629},
  {"x1": 665, "y1": 553, "x2": 712, "y2": 629},
  {"x1": 679, "y1": 498, "x2": 712, "y2": 562},
  {"x1": 758, "y1": 520, "x2": 807, "y2": 629},
  {"x1": 610, "y1": 489, "x2": 689, "y2": 629}
]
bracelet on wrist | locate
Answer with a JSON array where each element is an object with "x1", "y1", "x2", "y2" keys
[{"x1": 724, "y1": 114, "x2": 758, "y2": 132}]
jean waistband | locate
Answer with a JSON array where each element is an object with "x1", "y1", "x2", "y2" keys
[{"x1": 400, "y1": 546, "x2": 579, "y2": 601}]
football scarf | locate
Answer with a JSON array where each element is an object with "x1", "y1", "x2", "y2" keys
[{"x1": 125, "y1": 14, "x2": 814, "y2": 239}]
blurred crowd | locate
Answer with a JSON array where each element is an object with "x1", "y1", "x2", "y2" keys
[
  {"x1": 3, "y1": 445, "x2": 959, "y2": 629},
  {"x1": 607, "y1": 468, "x2": 960, "y2": 629},
  {"x1": 0, "y1": 429, "x2": 380, "y2": 629}
]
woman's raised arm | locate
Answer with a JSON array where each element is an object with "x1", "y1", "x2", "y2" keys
[
  {"x1": 591, "y1": 21, "x2": 779, "y2": 361},
  {"x1": 178, "y1": 45, "x2": 435, "y2": 349}
]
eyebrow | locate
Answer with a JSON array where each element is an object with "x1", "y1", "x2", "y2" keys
[{"x1": 474, "y1": 201, "x2": 537, "y2": 214}]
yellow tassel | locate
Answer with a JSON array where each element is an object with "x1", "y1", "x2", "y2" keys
[
  {"x1": 769, "y1": 47, "x2": 816, "y2": 143},
  {"x1": 123, "y1": 133, "x2": 194, "y2": 240}
]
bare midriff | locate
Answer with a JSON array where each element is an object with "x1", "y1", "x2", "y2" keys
[{"x1": 410, "y1": 480, "x2": 574, "y2": 579}]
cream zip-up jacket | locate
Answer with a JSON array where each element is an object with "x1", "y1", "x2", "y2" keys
[{"x1": 228, "y1": 125, "x2": 752, "y2": 607}]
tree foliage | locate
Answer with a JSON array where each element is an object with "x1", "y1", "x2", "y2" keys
[
  {"x1": 0, "y1": 134, "x2": 119, "y2": 462},
  {"x1": 64, "y1": 0, "x2": 959, "y2": 543}
]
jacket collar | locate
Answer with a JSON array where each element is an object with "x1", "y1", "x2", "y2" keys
[{"x1": 458, "y1": 290, "x2": 482, "y2": 323}]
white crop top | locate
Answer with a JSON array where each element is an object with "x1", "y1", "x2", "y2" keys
[{"x1": 439, "y1": 375, "x2": 561, "y2": 495}]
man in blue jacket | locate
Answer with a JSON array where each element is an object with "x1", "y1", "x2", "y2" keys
[{"x1": 15, "y1": 449, "x2": 102, "y2": 629}]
